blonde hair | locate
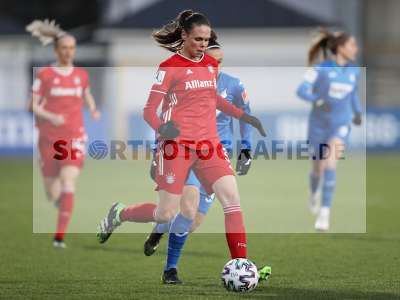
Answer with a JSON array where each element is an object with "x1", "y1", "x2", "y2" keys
[
  {"x1": 26, "y1": 19, "x2": 72, "y2": 47},
  {"x1": 308, "y1": 28, "x2": 350, "y2": 65}
]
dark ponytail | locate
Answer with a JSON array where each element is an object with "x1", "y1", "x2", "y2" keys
[
  {"x1": 152, "y1": 9, "x2": 211, "y2": 52},
  {"x1": 308, "y1": 28, "x2": 350, "y2": 65}
]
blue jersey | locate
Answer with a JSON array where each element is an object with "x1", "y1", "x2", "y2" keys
[
  {"x1": 216, "y1": 71, "x2": 252, "y2": 150},
  {"x1": 297, "y1": 60, "x2": 361, "y2": 128}
]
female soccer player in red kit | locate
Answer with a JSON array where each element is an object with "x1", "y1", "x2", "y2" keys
[
  {"x1": 27, "y1": 20, "x2": 100, "y2": 248},
  {"x1": 97, "y1": 10, "x2": 266, "y2": 281}
]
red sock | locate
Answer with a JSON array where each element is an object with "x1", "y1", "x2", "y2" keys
[
  {"x1": 120, "y1": 203, "x2": 157, "y2": 223},
  {"x1": 224, "y1": 206, "x2": 247, "y2": 259},
  {"x1": 54, "y1": 192, "x2": 74, "y2": 241}
]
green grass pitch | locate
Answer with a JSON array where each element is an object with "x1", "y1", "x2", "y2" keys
[{"x1": 0, "y1": 154, "x2": 399, "y2": 299}]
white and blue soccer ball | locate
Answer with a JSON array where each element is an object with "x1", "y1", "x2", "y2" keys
[{"x1": 221, "y1": 258, "x2": 259, "y2": 292}]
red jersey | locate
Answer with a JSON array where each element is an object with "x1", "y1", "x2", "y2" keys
[
  {"x1": 144, "y1": 53, "x2": 243, "y2": 148},
  {"x1": 32, "y1": 66, "x2": 89, "y2": 139}
]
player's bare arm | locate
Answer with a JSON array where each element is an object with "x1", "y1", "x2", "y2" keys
[{"x1": 84, "y1": 87, "x2": 101, "y2": 120}]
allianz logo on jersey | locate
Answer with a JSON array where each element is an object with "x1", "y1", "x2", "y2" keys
[
  {"x1": 328, "y1": 82, "x2": 354, "y2": 99},
  {"x1": 50, "y1": 86, "x2": 83, "y2": 97},
  {"x1": 185, "y1": 79, "x2": 216, "y2": 90}
]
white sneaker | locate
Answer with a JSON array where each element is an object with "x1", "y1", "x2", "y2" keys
[
  {"x1": 309, "y1": 190, "x2": 320, "y2": 215},
  {"x1": 53, "y1": 240, "x2": 67, "y2": 249},
  {"x1": 315, "y1": 207, "x2": 330, "y2": 231}
]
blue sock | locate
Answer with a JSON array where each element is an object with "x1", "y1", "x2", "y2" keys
[
  {"x1": 165, "y1": 213, "x2": 193, "y2": 271},
  {"x1": 322, "y1": 169, "x2": 336, "y2": 208},
  {"x1": 310, "y1": 173, "x2": 321, "y2": 195},
  {"x1": 154, "y1": 222, "x2": 171, "y2": 234}
]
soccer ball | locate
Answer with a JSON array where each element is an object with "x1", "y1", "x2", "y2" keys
[{"x1": 221, "y1": 258, "x2": 259, "y2": 292}]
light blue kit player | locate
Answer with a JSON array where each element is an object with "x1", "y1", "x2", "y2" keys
[
  {"x1": 297, "y1": 29, "x2": 362, "y2": 231},
  {"x1": 144, "y1": 38, "x2": 270, "y2": 284}
]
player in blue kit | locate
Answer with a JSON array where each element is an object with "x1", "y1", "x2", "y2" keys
[
  {"x1": 145, "y1": 35, "x2": 270, "y2": 284},
  {"x1": 297, "y1": 28, "x2": 362, "y2": 231}
]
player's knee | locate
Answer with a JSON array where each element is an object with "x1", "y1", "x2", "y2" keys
[
  {"x1": 190, "y1": 213, "x2": 204, "y2": 233},
  {"x1": 218, "y1": 188, "x2": 240, "y2": 207},
  {"x1": 155, "y1": 209, "x2": 176, "y2": 223},
  {"x1": 181, "y1": 198, "x2": 198, "y2": 220},
  {"x1": 59, "y1": 177, "x2": 76, "y2": 193},
  {"x1": 180, "y1": 187, "x2": 199, "y2": 219}
]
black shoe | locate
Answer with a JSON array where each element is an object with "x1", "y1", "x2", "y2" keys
[
  {"x1": 144, "y1": 231, "x2": 164, "y2": 256},
  {"x1": 162, "y1": 268, "x2": 183, "y2": 284}
]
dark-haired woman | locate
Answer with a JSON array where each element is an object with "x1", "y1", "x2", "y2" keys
[
  {"x1": 27, "y1": 20, "x2": 100, "y2": 248},
  {"x1": 97, "y1": 10, "x2": 266, "y2": 283},
  {"x1": 297, "y1": 29, "x2": 362, "y2": 231}
]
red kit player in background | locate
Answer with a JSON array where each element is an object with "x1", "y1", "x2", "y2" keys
[{"x1": 27, "y1": 20, "x2": 101, "y2": 248}]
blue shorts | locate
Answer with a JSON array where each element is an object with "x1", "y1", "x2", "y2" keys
[
  {"x1": 308, "y1": 123, "x2": 351, "y2": 160},
  {"x1": 185, "y1": 170, "x2": 216, "y2": 215}
]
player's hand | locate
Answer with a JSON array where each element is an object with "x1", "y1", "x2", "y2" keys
[
  {"x1": 91, "y1": 110, "x2": 101, "y2": 121},
  {"x1": 314, "y1": 100, "x2": 331, "y2": 112},
  {"x1": 158, "y1": 121, "x2": 180, "y2": 139},
  {"x1": 240, "y1": 113, "x2": 266, "y2": 137},
  {"x1": 353, "y1": 113, "x2": 362, "y2": 126},
  {"x1": 236, "y1": 149, "x2": 252, "y2": 176},
  {"x1": 150, "y1": 150, "x2": 157, "y2": 182},
  {"x1": 50, "y1": 114, "x2": 65, "y2": 126}
]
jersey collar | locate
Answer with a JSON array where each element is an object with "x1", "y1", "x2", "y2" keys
[
  {"x1": 176, "y1": 51, "x2": 204, "y2": 63},
  {"x1": 51, "y1": 64, "x2": 75, "y2": 76}
]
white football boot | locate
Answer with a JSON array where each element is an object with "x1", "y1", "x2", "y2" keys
[{"x1": 315, "y1": 206, "x2": 330, "y2": 231}]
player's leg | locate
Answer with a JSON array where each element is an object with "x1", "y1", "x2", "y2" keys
[
  {"x1": 315, "y1": 135, "x2": 345, "y2": 231},
  {"x1": 309, "y1": 159, "x2": 324, "y2": 214},
  {"x1": 144, "y1": 168, "x2": 201, "y2": 254},
  {"x1": 144, "y1": 184, "x2": 199, "y2": 256},
  {"x1": 38, "y1": 137, "x2": 62, "y2": 205},
  {"x1": 97, "y1": 190, "x2": 180, "y2": 244},
  {"x1": 194, "y1": 145, "x2": 247, "y2": 259},
  {"x1": 210, "y1": 173, "x2": 272, "y2": 282},
  {"x1": 53, "y1": 165, "x2": 80, "y2": 247},
  {"x1": 212, "y1": 175, "x2": 247, "y2": 259},
  {"x1": 150, "y1": 170, "x2": 200, "y2": 235},
  {"x1": 98, "y1": 144, "x2": 191, "y2": 243},
  {"x1": 190, "y1": 212, "x2": 206, "y2": 232},
  {"x1": 43, "y1": 177, "x2": 61, "y2": 205},
  {"x1": 190, "y1": 187, "x2": 215, "y2": 232},
  {"x1": 161, "y1": 185, "x2": 199, "y2": 284},
  {"x1": 144, "y1": 170, "x2": 201, "y2": 284},
  {"x1": 308, "y1": 125, "x2": 325, "y2": 214}
]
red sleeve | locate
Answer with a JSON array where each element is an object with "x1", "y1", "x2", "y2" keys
[
  {"x1": 144, "y1": 63, "x2": 176, "y2": 130},
  {"x1": 150, "y1": 64, "x2": 175, "y2": 94},
  {"x1": 32, "y1": 69, "x2": 46, "y2": 97},
  {"x1": 143, "y1": 91, "x2": 165, "y2": 130},
  {"x1": 216, "y1": 94, "x2": 244, "y2": 119}
]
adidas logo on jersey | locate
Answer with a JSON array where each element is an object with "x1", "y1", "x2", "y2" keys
[
  {"x1": 185, "y1": 79, "x2": 215, "y2": 90},
  {"x1": 186, "y1": 69, "x2": 193, "y2": 75}
]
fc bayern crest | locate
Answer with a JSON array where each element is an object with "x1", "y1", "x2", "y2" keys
[
  {"x1": 74, "y1": 76, "x2": 81, "y2": 85},
  {"x1": 165, "y1": 172, "x2": 176, "y2": 184}
]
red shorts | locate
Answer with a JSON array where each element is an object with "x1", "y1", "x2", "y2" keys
[
  {"x1": 155, "y1": 141, "x2": 234, "y2": 195},
  {"x1": 38, "y1": 135, "x2": 86, "y2": 177}
]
